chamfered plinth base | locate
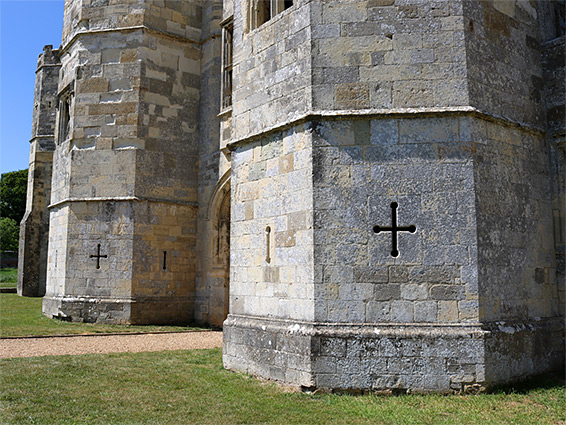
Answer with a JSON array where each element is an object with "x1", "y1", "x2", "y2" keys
[
  {"x1": 42, "y1": 295, "x2": 194, "y2": 325},
  {"x1": 223, "y1": 315, "x2": 564, "y2": 393}
]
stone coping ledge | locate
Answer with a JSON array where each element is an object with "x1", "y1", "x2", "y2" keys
[
  {"x1": 60, "y1": 25, "x2": 201, "y2": 55},
  {"x1": 44, "y1": 295, "x2": 195, "y2": 304},
  {"x1": 227, "y1": 106, "x2": 546, "y2": 151},
  {"x1": 48, "y1": 196, "x2": 198, "y2": 210},
  {"x1": 225, "y1": 314, "x2": 562, "y2": 339}
]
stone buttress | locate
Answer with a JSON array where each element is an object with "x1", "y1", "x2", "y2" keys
[
  {"x1": 223, "y1": 0, "x2": 564, "y2": 392},
  {"x1": 18, "y1": 45, "x2": 60, "y2": 297},
  {"x1": 42, "y1": 0, "x2": 204, "y2": 324}
]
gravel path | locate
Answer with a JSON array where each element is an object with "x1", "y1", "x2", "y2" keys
[{"x1": 0, "y1": 331, "x2": 223, "y2": 359}]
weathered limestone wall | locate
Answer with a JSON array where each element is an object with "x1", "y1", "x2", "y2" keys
[
  {"x1": 61, "y1": 0, "x2": 202, "y2": 47},
  {"x1": 463, "y1": 0, "x2": 544, "y2": 127},
  {"x1": 31, "y1": 46, "x2": 61, "y2": 140},
  {"x1": 311, "y1": 116, "x2": 478, "y2": 324},
  {"x1": 462, "y1": 0, "x2": 564, "y2": 380},
  {"x1": 542, "y1": 35, "x2": 565, "y2": 306},
  {"x1": 229, "y1": 124, "x2": 314, "y2": 321},
  {"x1": 129, "y1": 200, "x2": 198, "y2": 324},
  {"x1": 224, "y1": 0, "x2": 315, "y2": 371},
  {"x1": 224, "y1": 0, "x2": 563, "y2": 392},
  {"x1": 18, "y1": 46, "x2": 60, "y2": 297},
  {"x1": 294, "y1": 114, "x2": 486, "y2": 392},
  {"x1": 45, "y1": 206, "x2": 69, "y2": 300},
  {"x1": 224, "y1": 123, "x2": 315, "y2": 383},
  {"x1": 18, "y1": 146, "x2": 54, "y2": 297},
  {"x1": 225, "y1": 315, "x2": 489, "y2": 392},
  {"x1": 224, "y1": 0, "x2": 481, "y2": 393},
  {"x1": 311, "y1": 0, "x2": 468, "y2": 110},
  {"x1": 44, "y1": 0, "x2": 203, "y2": 324},
  {"x1": 472, "y1": 121, "x2": 559, "y2": 322},
  {"x1": 43, "y1": 201, "x2": 135, "y2": 322},
  {"x1": 542, "y1": 36, "x2": 565, "y2": 135},
  {"x1": 225, "y1": 116, "x2": 562, "y2": 392},
  {"x1": 231, "y1": 0, "x2": 312, "y2": 140}
]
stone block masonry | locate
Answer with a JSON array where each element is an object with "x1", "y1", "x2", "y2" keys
[
  {"x1": 224, "y1": 315, "x2": 490, "y2": 393},
  {"x1": 229, "y1": 123, "x2": 315, "y2": 323},
  {"x1": 225, "y1": 314, "x2": 563, "y2": 393},
  {"x1": 42, "y1": 0, "x2": 203, "y2": 324},
  {"x1": 311, "y1": 0, "x2": 468, "y2": 110},
  {"x1": 225, "y1": 113, "x2": 563, "y2": 392},
  {"x1": 44, "y1": 199, "x2": 196, "y2": 324},
  {"x1": 195, "y1": 0, "x2": 230, "y2": 328}
]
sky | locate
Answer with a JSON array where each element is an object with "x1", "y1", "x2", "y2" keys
[{"x1": 0, "y1": 0, "x2": 65, "y2": 175}]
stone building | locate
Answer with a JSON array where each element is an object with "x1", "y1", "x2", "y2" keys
[{"x1": 18, "y1": 0, "x2": 565, "y2": 393}]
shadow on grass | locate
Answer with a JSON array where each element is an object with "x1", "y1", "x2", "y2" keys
[{"x1": 489, "y1": 369, "x2": 565, "y2": 394}]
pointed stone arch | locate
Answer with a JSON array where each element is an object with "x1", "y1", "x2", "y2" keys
[{"x1": 206, "y1": 169, "x2": 231, "y2": 326}]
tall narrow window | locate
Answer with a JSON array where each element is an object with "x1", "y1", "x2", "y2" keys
[
  {"x1": 249, "y1": 0, "x2": 293, "y2": 30},
  {"x1": 58, "y1": 90, "x2": 72, "y2": 143},
  {"x1": 221, "y1": 18, "x2": 234, "y2": 111}
]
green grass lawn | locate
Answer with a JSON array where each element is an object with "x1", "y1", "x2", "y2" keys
[
  {"x1": 1, "y1": 348, "x2": 564, "y2": 425},
  {"x1": 1, "y1": 282, "x2": 564, "y2": 424},
  {"x1": 0, "y1": 267, "x2": 17, "y2": 288},
  {"x1": 0, "y1": 293, "x2": 200, "y2": 337}
]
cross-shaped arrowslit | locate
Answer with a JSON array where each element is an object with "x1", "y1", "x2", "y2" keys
[
  {"x1": 90, "y1": 244, "x2": 108, "y2": 269},
  {"x1": 373, "y1": 202, "x2": 416, "y2": 257}
]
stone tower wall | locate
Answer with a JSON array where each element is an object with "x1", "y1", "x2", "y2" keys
[
  {"x1": 310, "y1": 0, "x2": 469, "y2": 110},
  {"x1": 229, "y1": 124, "x2": 315, "y2": 321},
  {"x1": 224, "y1": 0, "x2": 564, "y2": 392},
  {"x1": 310, "y1": 115, "x2": 479, "y2": 325},
  {"x1": 464, "y1": 0, "x2": 544, "y2": 126},
  {"x1": 44, "y1": 0, "x2": 204, "y2": 324},
  {"x1": 541, "y1": 4, "x2": 565, "y2": 310},
  {"x1": 461, "y1": 1, "x2": 562, "y2": 325},
  {"x1": 18, "y1": 46, "x2": 60, "y2": 297},
  {"x1": 231, "y1": 0, "x2": 313, "y2": 141},
  {"x1": 472, "y1": 121, "x2": 558, "y2": 322}
]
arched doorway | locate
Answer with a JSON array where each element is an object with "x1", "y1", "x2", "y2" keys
[
  {"x1": 216, "y1": 190, "x2": 230, "y2": 322},
  {"x1": 206, "y1": 172, "x2": 230, "y2": 327}
]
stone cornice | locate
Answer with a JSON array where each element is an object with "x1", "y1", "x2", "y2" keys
[
  {"x1": 48, "y1": 196, "x2": 198, "y2": 210},
  {"x1": 35, "y1": 63, "x2": 61, "y2": 73},
  {"x1": 227, "y1": 106, "x2": 547, "y2": 150},
  {"x1": 59, "y1": 25, "x2": 216, "y2": 55},
  {"x1": 226, "y1": 314, "x2": 562, "y2": 338}
]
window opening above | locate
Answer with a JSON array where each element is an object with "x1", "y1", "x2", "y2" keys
[
  {"x1": 249, "y1": 0, "x2": 293, "y2": 30},
  {"x1": 221, "y1": 18, "x2": 234, "y2": 111},
  {"x1": 58, "y1": 91, "x2": 72, "y2": 143}
]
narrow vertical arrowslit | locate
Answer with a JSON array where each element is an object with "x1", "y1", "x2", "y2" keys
[
  {"x1": 163, "y1": 251, "x2": 167, "y2": 271},
  {"x1": 266, "y1": 226, "x2": 271, "y2": 263}
]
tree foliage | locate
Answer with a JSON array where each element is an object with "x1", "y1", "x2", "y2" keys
[
  {"x1": 0, "y1": 217, "x2": 20, "y2": 252},
  {"x1": 0, "y1": 169, "x2": 28, "y2": 223}
]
